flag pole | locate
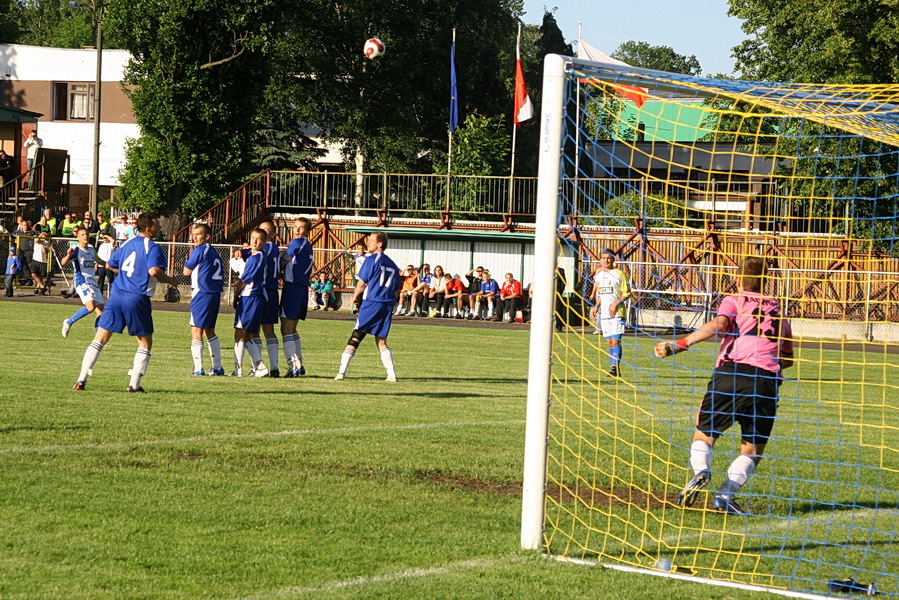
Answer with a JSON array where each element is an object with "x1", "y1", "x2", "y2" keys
[
  {"x1": 575, "y1": 23, "x2": 582, "y2": 189},
  {"x1": 446, "y1": 28, "x2": 457, "y2": 213},
  {"x1": 508, "y1": 23, "x2": 522, "y2": 215}
]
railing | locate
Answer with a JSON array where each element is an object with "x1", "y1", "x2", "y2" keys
[{"x1": 171, "y1": 171, "x2": 271, "y2": 243}]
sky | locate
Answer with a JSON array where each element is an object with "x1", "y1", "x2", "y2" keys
[{"x1": 521, "y1": 0, "x2": 747, "y2": 76}]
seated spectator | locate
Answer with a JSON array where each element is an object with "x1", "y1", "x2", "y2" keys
[
  {"x1": 396, "y1": 265, "x2": 419, "y2": 315},
  {"x1": 473, "y1": 269, "x2": 499, "y2": 320},
  {"x1": 443, "y1": 273, "x2": 467, "y2": 318},
  {"x1": 428, "y1": 265, "x2": 448, "y2": 317},
  {"x1": 311, "y1": 272, "x2": 337, "y2": 311},
  {"x1": 410, "y1": 263, "x2": 432, "y2": 316},
  {"x1": 464, "y1": 266, "x2": 485, "y2": 319},
  {"x1": 500, "y1": 272, "x2": 524, "y2": 322}
]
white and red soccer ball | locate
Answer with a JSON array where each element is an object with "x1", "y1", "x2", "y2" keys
[{"x1": 363, "y1": 38, "x2": 385, "y2": 59}]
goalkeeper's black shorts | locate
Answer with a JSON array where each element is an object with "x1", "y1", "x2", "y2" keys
[{"x1": 696, "y1": 361, "x2": 780, "y2": 445}]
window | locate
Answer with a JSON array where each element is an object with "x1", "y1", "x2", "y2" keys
[{"x1": 51, "y1": 82, "x2": 95, "y2": 121}]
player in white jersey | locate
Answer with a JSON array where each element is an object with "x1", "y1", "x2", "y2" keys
[
  {"x1": 589, "y1": 249, "x2": 632, "y2": 377},
  {"x1": 61, "y1": 227, "x2": 105, "y2": 338}
]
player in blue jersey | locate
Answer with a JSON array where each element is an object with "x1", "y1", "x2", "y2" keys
[
  {"x1": 279, "y1": 218, "x2": 313, "y2": 377},
  {"x1": 73, "y1": 212, "x2": 179, "y2": 392},
  {"x1": 232, "y1": 228, "x2": 270, "y2": 377},
  {"x1": 60, "y1": 227, "x2": 106, "y2": 337},
  {"x1": 256, "y1": 220, "x2": 282, "y2": 376},
  {"x1": 335, "y1": 231, "x2": 402, "y2": 381},
  {"x1": 183, "y1": 223, "x2": 225, "y2": 376}
]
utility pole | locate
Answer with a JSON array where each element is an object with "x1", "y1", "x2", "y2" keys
[{"x1": 90, "y1": 1, "x2": 104, "y2": 217}]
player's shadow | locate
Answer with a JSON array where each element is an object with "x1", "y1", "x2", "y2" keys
[
  {"x1": 0, "y1": 424, "x2": 90, "y2": 434},
  {"x1": 783, "y1": 500, "x2": 892, "y2": 516}
]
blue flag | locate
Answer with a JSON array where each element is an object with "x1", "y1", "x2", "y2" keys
[{"x1": 449, "y1": 41, "x2": 459, "y2": 133}]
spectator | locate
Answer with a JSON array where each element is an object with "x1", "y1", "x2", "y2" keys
[
  {"x1": 0, "y1": 149, "x2": 14, "y2": 187},
  {"x1": 41, "y1": 208, "x2": 58, "y2": 235},
  {"x1": 33, "y1": 214, "x2": 52, "y2": 234},
  {"x1": 14, "y1": 219, "x2": 33, "y2": 286},
  {"x1": 443, "y1": 273, "x2": 467, "y2": 318},
  {"x1": 464, "y1": 266, "x2": 485, "y2": 319},
  {"x1": 475, "y1": 269, "x2": 499, "y2": 320},
  {"x1": 96, "y1": 214, "x2": 113, "y2": 241},
  {"x1": 311, "y1": 272, "x2": 336, "y2": 311},
  {"x1": 23, "y1": 130, "x2": 42, "y2": 188},
  {"x1": 410, "y1": 263, "x2": 432, "y2": 316},
  {"x1": 96, "y1": 234, "x2": 117, "y2": 296},
  {"x1": 5, "y1": 247, "x2": 21, "y2": 297},
  {"x1": 500, "y1": 272, "x2": 524, "y2": 322},
  {"x1": 113, "y1": 215, "x2": 129, "y2": 240},
  {"x1": 124, "y1": 216, "x2": 139, "y2": 239},
  {"x1": 229, "y1": 247, "x2": 246, "y2": 277},
  {"x1": 427, "y1": 265, "x2": 448, "y2": 317},
  {"x1": 82, "y1": 211, "x2": 98, "y2": 235},
  {"x1": 395, "y1": 265, "x2": 419, "y2": 316},
  {"x1": 30, "y1": 231, "x2": 51, "y2": 295}
]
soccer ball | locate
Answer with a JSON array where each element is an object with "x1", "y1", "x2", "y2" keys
[{"x1": 363, "y1": 38, "x2": 385, "y2": 59}]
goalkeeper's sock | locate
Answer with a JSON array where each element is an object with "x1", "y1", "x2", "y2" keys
[
  {"x1": 610, "y1": 344, "x2": 622, "y2": 367},
  {"x1": 380, "y1": 347, "x2": 396, "y2": 379},
  {"x1": 128, "y1": 347, "x2": 151, "y2": 389},
  {"x1": 690, "y1": 439, "x2": 713, "y2": 474},
  {"x1": 207, "y1": 335, "x2": 222, "y2": 371},
  {"x1": 69, "y1": 306, "x2": 91, "y2": 324},
  {"x1": 338, "y1": 348, "x2": 355, "y2": 376},
  {"x1": 717, "y1": 454, "x2": 756, "y2": 499},
  {"x1": 190, "y1": 339, "x2": 204, "y2": 372},
  {"x1": 78, "y1": 340, "x2": 104, "y2": 382}
]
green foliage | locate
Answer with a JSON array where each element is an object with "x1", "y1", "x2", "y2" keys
[
  {"x1": 435, "y1": 112, "x2": 510, "y2": 177},
  {"x1": 600, "y1": 190, "x2": 687, "y2": 228},
  {"x1": 611, "y1": 40, "x2": 702, "y2": 75},
  {"x1": 729, "y1": 0, "x2": 899, "y2": 83}
]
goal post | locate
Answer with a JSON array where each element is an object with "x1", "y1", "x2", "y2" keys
[{"x1": 522, "y1": 53, "x2": 899, "y2": 598}]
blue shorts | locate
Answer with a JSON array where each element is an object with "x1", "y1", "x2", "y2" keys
[
  {"x1": 235, "y1": 295, "x2": 264, "y2": 334},
  {"x1": 280, "y1": 283, "x2": 309, "y2": 321},
  {"x1": 355, "y1": 300, "x2": 395, "y2": 338},
  {"x1": 190, "y1": 291, "x2": 221, "y2": 330},
  {"x1": 261, "y1": 287, "x2": 280, "y2": 325},
  {"x1": 98, "y1": 291, "x2": 153, "y2": 336}
]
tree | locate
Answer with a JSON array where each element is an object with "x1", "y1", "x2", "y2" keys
[
  {"x1": 611, "y1": 41, "x2": 702, "y2": 75},
  {"x1": 106, "y1": 0, "x2": 279, "y2": 221},
  {"x1": 728, "y1": 0, "x2": 899, "y2": 84}
]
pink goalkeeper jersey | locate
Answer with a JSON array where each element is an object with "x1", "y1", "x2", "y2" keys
[{"x1": 715, "y1": 291, "x2": 793, "y2": 374}]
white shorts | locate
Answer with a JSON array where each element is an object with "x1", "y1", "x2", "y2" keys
[
  {"x1": 599, "y1": 316, "x2": 626, "y2": 338},
  {"x1": 75, "y1": 281, "x2": 103, "y2": 306}
]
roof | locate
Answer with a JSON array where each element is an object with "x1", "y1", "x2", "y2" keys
[
  {"x1": 345, "y1": 226, "x2": 534, "y2": 241},
  {"x1": 0, "y1": 105, "x2": 42, "y2": 124}
]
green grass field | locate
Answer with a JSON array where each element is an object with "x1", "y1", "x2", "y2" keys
[{"x1": 0, "y1": 300, "x2": 886, "y2": 599}]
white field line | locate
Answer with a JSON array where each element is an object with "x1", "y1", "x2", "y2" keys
[
  {"x1": 0, "y1": 420, "x2": 525, "y2": 456},
  {"x1": 234, "y1": 555, "x2": 519, "y2": 600}
]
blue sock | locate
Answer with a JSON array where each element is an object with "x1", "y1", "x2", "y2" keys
[
  {"x1": 69, "y1": 306, "x2": 91, "y2": 324},
  {"x1": 610, "y1": 345, "x2": 622, "y2": 367}
]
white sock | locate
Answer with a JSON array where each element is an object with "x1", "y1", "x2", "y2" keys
[
  {"x1": 247, "y1": 339, "x2": 263, "y2": 364},
  {"x1": 78, "y1": 340, "x2": 104, "y2": 381},
  {"x1": 207, "y1": 335, "x2": 222, "y2": 370},
  {"x1": 190, "y1": 339, "x2": 204, "y2": 371},
  {"x1": 380, "y1": 347, "x2": 396, "y2": 379},
  {"x1": 690, "y1": 439, "x2": 713, "y2": 474},
  {"x1": 234, "y1": 341, "x2": 245, "y2": 369},
  {"x1": 266, "y1": 337, "x2": 279, "y2": 370},
  {"x1": 128, "y1": 347, "x2": 151, "y2": 388},
  {"x1": 283, "y1": 333, "x2": 297, "y2": 367},
  {"x1": 717, "y1": 455, "x2": 756, "y2": 499},
  {"x1": 338, "y1": 348, "x2": 355, "y2": 376}
]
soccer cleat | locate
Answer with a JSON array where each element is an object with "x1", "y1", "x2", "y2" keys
[
  {"x1": 229, "y1": 368, "x2": 243, "y2": 377},
  {"x1": 253, "y1": 365, "x2": 270, "y2": 378},
  {"x1": 209, "y1": 368, "x2": 225, "y2": 376},
  {"x1": 609, "y1": 366, "x2": 619, "y2": 377},
  {"x1": 269, "y1": 368, "x2": 280, "y2": 378},
  {"x1": 73, "y1": 380, "x2": 86, "y2": 391},
  {"x1": 712, "y1": 495, "x2": 747, "y2": 515},
  {"x1": 312, "y1": 305, "x2": 321, "y2": 311},
  {"x1": 675, "y1": 469, "x2": 710, "y2": 508},
  {"x1": 334, "y1": 373, "x2": 345, "y2": 381},
  {"x1": 298, "y1": 365, "x2": 306, "y2": 376},
  {"x1": 61, "y1": 319, "x2": 72, "y2": 338},
  {"x1": 191, "y1": 369, "x2": 206, "y2": 376},
  {"x1": 126, "y1": 385, "x2": 146, "y2": 393},
  {"x1": 385, "y1": 375, "x2": 397, "y2": 382}
]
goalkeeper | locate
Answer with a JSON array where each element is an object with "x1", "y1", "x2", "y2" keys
[{"x1": 654, "y1": 257, "x2": 794, "y2": 515}]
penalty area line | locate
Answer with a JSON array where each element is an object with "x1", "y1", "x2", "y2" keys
[
  {"x1": 234, "y1": 554, "x2": 520, "y2": 600},
  {"x1": 0, "y1": 420, "x2": 524, "y2": 456}
]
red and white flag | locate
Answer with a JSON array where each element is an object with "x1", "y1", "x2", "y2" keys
[
  {"x1": 578, "y1": 39, "x2": 648, "y2": 108},
  {"x1": 514, "y1": 28, "x2": 533, "y2": 126}
]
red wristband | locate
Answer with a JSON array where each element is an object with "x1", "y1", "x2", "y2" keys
[{"x1": 676, "y1": 338, "x2": 690, "y2": 351}]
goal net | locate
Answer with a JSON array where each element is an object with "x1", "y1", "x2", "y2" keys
[{"x1": 522, "y1": 54, "x2": 899, "y2": 598}]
